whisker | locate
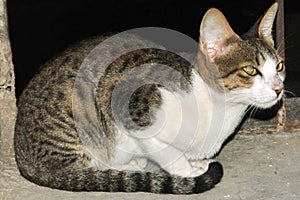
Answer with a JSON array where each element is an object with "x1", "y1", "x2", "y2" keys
[
  {"x1": 244, "y1": 105, "x2": 253, "y2": 114},
  {"x1": 247, "y1": 105, "x2": 260, "y2": 123},
  {"x1": 284, "y1": 89, "x2": 297, "y2": 97},
  {"x1": 276, "y1": 32, "x2": 295, "y2": 56},
  {"x1": 277, "y1": 44, "x2": 294, "y2": 56},
  {"x1": 244, "y1": 105, "x2": 254, "y2": 123}
]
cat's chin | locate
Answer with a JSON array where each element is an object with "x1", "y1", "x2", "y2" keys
[{"x1": 254, "y1": 99, "x2": 281, "y2": 109}]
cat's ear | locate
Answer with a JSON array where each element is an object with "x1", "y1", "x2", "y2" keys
[
  {"x1": 258, "y1": 3, "x2": 278, "y2": 46},
  {"x1": 199, "y1": 8, "x2": 240, "y2": 61}
]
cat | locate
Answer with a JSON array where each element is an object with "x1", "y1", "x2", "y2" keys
[{"x1": 14, "y1": 3, "x2": 284, "y2": 194}]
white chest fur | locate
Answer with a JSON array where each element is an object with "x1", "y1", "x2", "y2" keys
[
  {"x1": 108, "y1": 70, "x2": 248, "y2": 169},
  {"x1": 151, "y1": 71, "x2": 248, "y2": 160}
]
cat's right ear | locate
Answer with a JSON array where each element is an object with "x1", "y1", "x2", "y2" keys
[
  {"x1": 199, "y1": 8, "x2": 240, "y2": 62},
  {"x1": 258, "y1": 3, "x2": 278, "y2": 47}
]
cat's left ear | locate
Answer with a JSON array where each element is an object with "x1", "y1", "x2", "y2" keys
[
  {"x1": 199, "y1": 8, "x2": 241, "y2": 62},
  {"x1": 258, "y1": 3, "x2": 278, "y2": 46}
]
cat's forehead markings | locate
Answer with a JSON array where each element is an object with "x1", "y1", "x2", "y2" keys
[
  {"x1": 254, "y1": 52, "x2": 264, "y2": 67},
  {"x1": 260, "y1": 54, "x2": 277, "y2": 77}
]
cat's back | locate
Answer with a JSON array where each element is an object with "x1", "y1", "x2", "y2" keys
[
  {"x1": 14, "y1": 33, "x2": 194, "y2": 170},
  {"x1": 14, "y1": 36, "x2": 111, "y2": 172},
  {"x1": 19, "y1": 35, "x2": 107, "y2": 106}
]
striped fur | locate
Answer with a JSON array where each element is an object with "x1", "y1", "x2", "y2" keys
[
  {"x1": 16, "y1": 154, "x2": 222, "y2": 194},
  {"x1": 15, "y1": 3, "x2": 281, "y2": 194},
  {"x1": 15, "y1": 35, "x2": 223, "y2": 194}
]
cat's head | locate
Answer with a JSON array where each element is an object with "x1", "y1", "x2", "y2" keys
[{"x1": 198, "y1": 3, "x2": 285, "y2": 109}]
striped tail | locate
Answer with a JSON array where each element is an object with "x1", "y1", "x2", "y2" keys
[{"x1": 19, "y1": 162, "x2": 223, "y2": 194}]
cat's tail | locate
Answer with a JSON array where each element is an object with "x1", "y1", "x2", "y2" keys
[{"x1": 18, "y1": 161, "x2": 223, "y2": 194}]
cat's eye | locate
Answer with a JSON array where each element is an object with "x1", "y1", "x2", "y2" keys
[
  {"x1": 276, "y1": 62, "x2": 284, "y2": 72},
  {"x1": 242, "y1": 66, "x2": 258, "y2": 76}
]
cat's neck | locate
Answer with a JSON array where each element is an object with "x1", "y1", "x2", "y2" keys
[
  {"x1": 185, "y1": 70, "x2": 248, "y2": 159},
  {"x1": 192, "y1": 69, "x2": 248, "y2": 110},
  {"x1": 193, "y1": 70, "x2": 249, "y2": 130}
]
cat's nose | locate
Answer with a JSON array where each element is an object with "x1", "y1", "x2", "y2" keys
[{"x1": 273, "y1": 84, "x2": 283, "y2": 96}]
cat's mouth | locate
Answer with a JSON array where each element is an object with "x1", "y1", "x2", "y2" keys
[
  {"x1": 255, "y1": 95, "x2": 283, "y2": 109},
  {"x1": 251, "y1": 88, "x2": 284, "y2": 109}
]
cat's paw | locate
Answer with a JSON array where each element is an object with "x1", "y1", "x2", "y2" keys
[
  {"x1": 189, "y1": 166, "x2": 207, "y2": 177},
  {"x1": 110, "y1": 158, "x2": 147, "y2": 171},
  {"x1": 128, "y1": 158, "x2": 148, "y2": 169},
  {"x1": 186, "y1": 160, "x2": 217, "y2": 177},
  {"x1": 189, "y1": 159, "x2": 214, "y2": 172},
  {"x1": 169, "y1": 165, "x2": 206, "y2": 177},
  {"x1": 165, "y1": 160, "x2": 207, "y2": 177}
]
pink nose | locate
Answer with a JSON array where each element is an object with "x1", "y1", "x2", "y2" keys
[{"x1": 273, "y1": 84, "x2": 283, "y2": 96}]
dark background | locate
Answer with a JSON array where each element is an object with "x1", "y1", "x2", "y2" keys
[{"x1": 7, "y1": 0, "x2": 300, "y2": 97}]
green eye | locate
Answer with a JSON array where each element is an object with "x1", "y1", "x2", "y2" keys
[
  {"x1": 242, "y1": 65, "x2": 258, "y2": 76},
  {"x1": 276, "y1": 62, "x2": 284, "y2": 72}
]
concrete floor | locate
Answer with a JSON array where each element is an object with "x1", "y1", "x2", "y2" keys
[
  {"x1": 1, "y1": 132, "x2": 299, "y2": 200},
  {"x1": 1, "y1": 98, "x2": 300, "y2": 199}
]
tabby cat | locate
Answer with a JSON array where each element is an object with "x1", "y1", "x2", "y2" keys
[{"x1": 15, "y1": 3, "x2": 284, "y2": 194}]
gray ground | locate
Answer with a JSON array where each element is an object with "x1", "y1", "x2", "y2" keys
[{"x1": 1, "y1": 98, "x2": 299, "y2": 200}]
